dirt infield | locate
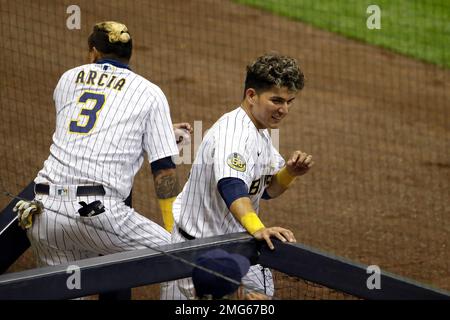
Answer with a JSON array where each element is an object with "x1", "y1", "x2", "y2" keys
[{"x1": 1, "y1": 0, "x2": 449, "y2": 298}]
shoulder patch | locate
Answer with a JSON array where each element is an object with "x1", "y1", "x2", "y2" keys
[{"x1": 226, "y1": 152, "x2": 247, "y2": 172}]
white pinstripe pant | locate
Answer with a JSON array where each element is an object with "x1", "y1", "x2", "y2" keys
[
  {"x1": 161, "y1": 227, "x2": 274, "y2": 300},
  {"x1": 27, "y1": 193, "x2": 172, "y2": 298}
]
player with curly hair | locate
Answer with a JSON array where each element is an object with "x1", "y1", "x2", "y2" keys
[{"x1": 164, "y1": 53, "x2": 314, "y2": 299}]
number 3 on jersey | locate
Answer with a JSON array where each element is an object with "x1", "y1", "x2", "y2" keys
[{"x1": 69, "y1": 91, "x2": 106, "y2": 134}]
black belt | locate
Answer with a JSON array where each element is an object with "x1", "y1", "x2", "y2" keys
[
  {"x1": 35, "y1": 184, "x2": 106, "y2": 196},
  {"x1": 178, "y1": 227, "x2": 195, "y2": 240}
]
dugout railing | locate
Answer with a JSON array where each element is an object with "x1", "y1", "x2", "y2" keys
[{"x1": 0, "y1": 230, "x2": 448, "y2": 300}]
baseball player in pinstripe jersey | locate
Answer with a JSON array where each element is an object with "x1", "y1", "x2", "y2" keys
[
  {"x1": 13, "y1": 22, "x2": 191, "y2": 275},
  {"x1": 165, "y1": 54, "x2": 313, "y2": 299}
]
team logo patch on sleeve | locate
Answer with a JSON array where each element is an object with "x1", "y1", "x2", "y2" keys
[{"x1": 226, "y1": 152, "x2": 247, "y2": 172}]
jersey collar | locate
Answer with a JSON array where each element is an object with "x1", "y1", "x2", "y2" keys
[
  {"x1": 96, "y1": 58, "x2": 131, "y2": 70},
  {"x1": 238, "y1": 106, "x2": 257, "y2": 128}
]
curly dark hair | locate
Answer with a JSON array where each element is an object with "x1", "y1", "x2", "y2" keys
[{"x1": 243, "y1": 54, "x2": 304, "y2": 98}]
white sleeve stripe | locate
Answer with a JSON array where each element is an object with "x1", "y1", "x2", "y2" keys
[{"x1": 144, "y1": 85, "x2": 178, "y2": 163}]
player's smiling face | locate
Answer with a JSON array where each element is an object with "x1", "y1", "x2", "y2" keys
[{"x1": 247, "y1": 86, "x2": 297, "y2": 129}]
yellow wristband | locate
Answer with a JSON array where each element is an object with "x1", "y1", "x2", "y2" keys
[
  {"x1": 159, "y1": 197, "x2": 176, "y2": 232},
  {"x1": 240, "y1": 212, "x2": 265, "y2": 235},
  {"x1": 275, "y1": 167, "x2": 296, "y2": 188}
]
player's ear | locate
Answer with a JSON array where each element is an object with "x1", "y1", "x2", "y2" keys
[
  {"x1": 245, "y1": 88, "x2": 257, "y2": 105},
  {"x1": 88, "y1": 47, "x2": 101, "y2": 63}
]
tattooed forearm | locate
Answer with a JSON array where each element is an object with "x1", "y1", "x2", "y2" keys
[{"x1": 153, "y1": 169, "x2": 180, "y2": 199}]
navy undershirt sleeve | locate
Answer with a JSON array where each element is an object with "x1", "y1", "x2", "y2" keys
[
  {"x1": 217, "y1": 177, "x2": 248, "y2": 209},
  {"x1": 150, "y1": 156, "x2": 176, "y2": 173}
]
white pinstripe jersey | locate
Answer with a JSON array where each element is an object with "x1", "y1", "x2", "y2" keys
[
  {"x1": 174, "y1": 107, "x2": 285, "y2": 238},
  {"x1": 35, "y1": 62, "x2": 179, "y2": 199}
]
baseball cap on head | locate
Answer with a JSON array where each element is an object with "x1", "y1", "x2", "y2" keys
[{"x1": 192, "y1": 249, "x2": 251, "y2": 299}]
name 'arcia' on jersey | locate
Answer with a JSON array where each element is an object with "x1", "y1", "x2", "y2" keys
[{"x1": 74, "y1": 69, "x2": 126, "y2": 91}]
